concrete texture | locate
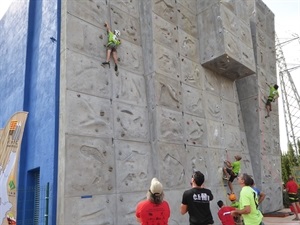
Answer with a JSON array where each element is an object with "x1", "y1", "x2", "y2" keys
[
  {"x1": 236, "y1": 0, "x2": 281, "y2": 213},
  {"x1": 198, "y1": 0, "x2": 256, "y2": 80},
  {"x1": 58, "y1": 0, "x2": 282, "y2": 224}
]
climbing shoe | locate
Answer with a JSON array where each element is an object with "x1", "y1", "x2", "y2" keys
[
  {"x1": 101, "y1": 61, "x2": 110, "y2": 68},
  {"x1": 115, "y1": 64, "x2": 118, "y2": 72}
]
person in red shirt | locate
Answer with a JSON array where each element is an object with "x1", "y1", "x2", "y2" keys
[
  {"x1": 217, "y1": 200, "x2": 236, "y2": 225},
  {"x1": 286, "y1": 175, "x2": 300, "y2": 221},
  {"x1": 136, "y1": 178, "x2": 170, "y2": 225}
]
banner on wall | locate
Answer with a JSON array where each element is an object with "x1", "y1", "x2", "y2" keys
[{"x1": 0, "y1": 112, "x2": 28, "y2": 225}]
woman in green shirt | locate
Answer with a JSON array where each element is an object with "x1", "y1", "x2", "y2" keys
[{"x1": 102, "y1": 22, "x2": 121, "y2": 73}]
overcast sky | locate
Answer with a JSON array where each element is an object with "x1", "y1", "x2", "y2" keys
[{"x1": 0, "y1": 0, "x2": 12, "y2": 20}]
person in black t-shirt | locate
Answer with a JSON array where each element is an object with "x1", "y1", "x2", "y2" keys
[{"x1": 180, "y1": 171, "x2": 214, "y2": 225}]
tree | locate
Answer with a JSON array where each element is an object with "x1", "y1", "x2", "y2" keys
[
  {"x1": 281, "y1": 153, "x2": 290, "y2": 183},
  {"x1": 281, "y1": 143, "x2": 299, "y2": 183}
]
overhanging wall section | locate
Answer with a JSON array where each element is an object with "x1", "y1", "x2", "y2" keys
[{"x1": 198, "y1": 0, "x2": 256, "y2": 80}]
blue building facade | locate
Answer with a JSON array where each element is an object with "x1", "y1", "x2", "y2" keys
[{"x1": 0, "y1": 0, "x2": 60, "y2": 224}]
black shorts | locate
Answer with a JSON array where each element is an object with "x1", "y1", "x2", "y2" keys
[
  {"x1": 266, "y1": 99, "x2": 272, "y2": 106},
  {"x1": 106, "y1": 44, "x2": 117, "y2": 52},
  {"x1": 288, "y1": 193, "x2": 299, "y2": 203},
  {"x1": 226, "y1": 168, "x2": 237, "y2": 182}
]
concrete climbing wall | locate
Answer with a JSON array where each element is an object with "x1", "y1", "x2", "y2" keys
[
  {"x1": 236, "y1": 0, "x2": 282, "y2": 213},
  {"x1": 58, "y1": 0, "x2": 282, "y2": 224},
  {"x1": 198, "y1": 0, "x2": 256, "y2": 80}
]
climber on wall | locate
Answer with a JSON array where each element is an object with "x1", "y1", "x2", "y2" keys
[
  {"x1": 265, "y1": 83, "x2": 279, "y2": 118},
  {"x1": 101, "y1": 21, "x2": 121, "y2": 73},
  {"x1": 223, "y1": 155, "x2": 242, "y2": 194}
]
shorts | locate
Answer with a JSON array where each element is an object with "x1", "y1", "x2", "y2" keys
[
  {"x1": 226, "y1": 168, "x2": 237, "y2": 182},
  {"x1": 288, "y1": 193, "x2": 299, "y2": 203},
  {"x1": 266, "y1": 99, "x2": 272, "y2": 106},
  {"x1": 106, "y1": 43, "x2": 117, "y2": 52}
]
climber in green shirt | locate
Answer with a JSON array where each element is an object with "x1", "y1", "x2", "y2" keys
[
  {"x1": 265, "y1": 83, "x2": 279, "y2": 118},
  {"x1": 223, "y1": 155, "x2": 242, "y2": 194},
  {"x1": 101, "y1": 22, "x2": 121, "y2": 73}
]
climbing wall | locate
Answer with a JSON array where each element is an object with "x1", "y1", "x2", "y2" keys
[
  {"x1": 58, "y1": 0, "x2": 282, "y2": 224},
  {"x1": 236, "y1": 0, "x2": 282, "y2": 213}
]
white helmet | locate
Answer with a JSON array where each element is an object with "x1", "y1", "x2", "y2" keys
[{"x1": 114, "y1": 29, "x2": 121, "y2": 37}]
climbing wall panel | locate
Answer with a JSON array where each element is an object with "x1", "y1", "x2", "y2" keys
[{"x1": 197, "y1": 0, "x2": 256, "y2": 80}]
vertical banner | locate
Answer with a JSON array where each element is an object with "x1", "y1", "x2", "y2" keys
[{"x1": 0, "y1": 112, "x2": 28, "y2": 225}]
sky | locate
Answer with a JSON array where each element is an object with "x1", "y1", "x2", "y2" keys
[
  {"x1": 0, "y1": 0, "x2": 299, "y2": 152},
  {"x1": 263, "y1": 0, "x2": 300, "y2": 153},
  {"x1": 0, "y1": 0, "x2": 12, "y2": 20}
]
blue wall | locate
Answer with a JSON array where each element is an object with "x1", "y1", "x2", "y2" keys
[{"x1": 0, "y1": 0, "x2": 60, "y2": 224}]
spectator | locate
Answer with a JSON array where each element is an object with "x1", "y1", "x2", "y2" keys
[
  {"x1": 250, "y1": 178, "x2": 266, "y2": 206},
  {"x1": 217, "y1": 200, "x2": 236, "y2": 225},
  {"x1": 180, "y1": 171, "x2": 214, "y2": 225},
  {"x1": 231, "y1": 173, "x2": 263, "y2": 225},
  {"x1": 136, "y1": 178, "x2": 170, "y2": 225},
  {"x1": 285, "y1": 175, "x2": 300, "y2": 221}
]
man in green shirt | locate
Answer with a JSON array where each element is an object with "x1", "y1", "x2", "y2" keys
[
  {"x1": 265, "y1": 83, "x2": 279, "y2": 118},
  {"x1": 231, "y1": 173, "x2": 263, "y2": 225},
  {"x1": 223, "y1": 155, "x2": 242, "y2": 194}
]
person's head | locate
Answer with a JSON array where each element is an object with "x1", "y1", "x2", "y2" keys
[
  {"x1": 217, "y1": 200, "x2": 224, "y2": 208},
  {"x1": 234, "y1": 155, "x2": 242, "y2": 161},
  {"x1": 274, "y1": 84, "x2": 279, "y2": 90},
  {"x1": 288, "y1": 175, "x2": 294, "y2": 181},
  {"x1": 114, "y1": 29, "x2": 121, "y2": 37},
  {"x1": 249, "y1": 177, "x2": 255, "y2": 186},
  {"x1": 192, "y1": 171, "x2": 205, "y2": 187},
  {"x1": 147, "y1": 178, "x2": 164, "y2": 204},
  {"x1": 237, "y1": 173, "x2": 252, "y2": 186}
]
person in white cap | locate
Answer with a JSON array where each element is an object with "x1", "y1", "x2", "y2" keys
[{"x1": 136, "y1": 178, "x2": 170, "y2": 225}]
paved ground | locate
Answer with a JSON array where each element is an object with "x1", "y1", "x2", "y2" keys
[{"x1": 263, "y1": 208, "x2": 300, "y2": 225}]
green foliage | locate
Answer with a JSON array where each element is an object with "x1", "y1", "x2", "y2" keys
[
  {"x1": 281, "y1": 154, "x2": 290, "y2": 183},
  {"x1": 282, "y1": 190, "x2": 289, "y2": 208},
  {"x1": 281, "y1": 143, "x2": 299, "y2": 183},
  {"x1": 281, "y1": 142, "x2": 300, "y2": 208}
]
